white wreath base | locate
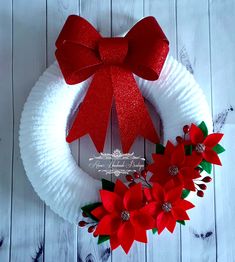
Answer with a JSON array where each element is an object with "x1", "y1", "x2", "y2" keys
[{"x1": 19, "y1": 56, "x2": 212, "y2": 223}]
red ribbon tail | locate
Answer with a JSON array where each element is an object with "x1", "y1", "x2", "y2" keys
[
  {"x1": 112, "y1": 66, "x2": 159, "y2": 153},
  {"x1": 66, "y1": 68, "x2": 113, "y2": 152}
]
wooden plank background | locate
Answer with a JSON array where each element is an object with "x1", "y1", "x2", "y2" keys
[{"x1": 0, "y1": 0, "x2": 234, "y2": 261}]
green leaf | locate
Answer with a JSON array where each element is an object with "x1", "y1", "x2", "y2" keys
[
  {"x1": 185, "y1": 145, "x2": 192, "y2": 156},
  {"x1": 177, "y1": 220, "x2": 186, "y2": 225},
  {"x1": 181, "y1": 189, "x2": 190, "y2": 199},
  {"x1": 81, "y1": 202, "x2": 102, "y2": 221},
  {"x1": 152, "y1": 228, "x2": 158, "y2": 234},
  {"x1": 102, "y1": 179, "x2": 115, "y2": 192},
  {"x1": 155, "y1": 144, "x2": 165, "y2": 154},
  {"x1": 98, "y1": 235, "x2": 110, "y2": 244},
  {"x1": 200, "y1": 160, "x2": 212, "y2": 174},
  {"x1": 198, "y1": 121, "x2": 208, "y2": 137},
  {"x1": 213, "y1": 144, "x2": 225, "y2": 154}
]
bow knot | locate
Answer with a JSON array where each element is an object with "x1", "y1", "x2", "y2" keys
[
  {"x1": 55, "y1": 15, "x2": 169, "y2": 153},
  {"x1": 98, "y1": 38, "x2": 128, "y2": 65}
]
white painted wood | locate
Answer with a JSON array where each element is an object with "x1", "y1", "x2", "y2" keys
[
  {"x1": 0, "y1": 1, "x2": 12, "y2": 261},
  {"x1": 77, "y1": 1, "x2": 112, "y2": 261},
  {"x1": 44, "y1": 1, "x2": 79, "y2": 261},
  {"x1": 0, "y1": 1, "x2": 234, "y2": 260},
  {"x1": 177, "y1": 1, "x2": 217, "y2": 262},
  {"x1": 210, "y1": 1, "x2": 235, "y2": 261},
  {"x1": 144, "y1": 1, "x2": 181, "y2": 261},
  {"x1": 10, "y1": 0, "x2": 46, "y2": 261}
]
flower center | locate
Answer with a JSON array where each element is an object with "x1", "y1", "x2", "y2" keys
[
  {"x1": 121, "y1": 210, "x2": 130, "y2": 221},
  {"x1": 195, "y1": 143, "x2": 205, "y2": 153},
  {"x1": 162, "y1": 202, "x2": 172, "y2": 212},
  {"x1": 168, "y1": 165, "x2": 179, "y2": 176}
]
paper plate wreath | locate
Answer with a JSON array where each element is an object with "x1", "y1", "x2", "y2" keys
[{"x1": 19, "y1": 16, "x2": 225, "y2": 254}]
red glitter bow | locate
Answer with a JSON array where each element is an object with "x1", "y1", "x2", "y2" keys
[{"x1": 55, "y1": 15, "x2": 169, "y2": 153}]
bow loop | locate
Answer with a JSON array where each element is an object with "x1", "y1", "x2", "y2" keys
[
  {"x1": 55, "y1": 15, "x2": 101, "y2": 49},
  {"x1": 125, "y1": 16, "x2": 169, "y2": 80}
]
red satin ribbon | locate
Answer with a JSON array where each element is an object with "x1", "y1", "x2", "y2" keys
[{"x1": 55, "y1": 15, "x2": 169, "y2": 153}]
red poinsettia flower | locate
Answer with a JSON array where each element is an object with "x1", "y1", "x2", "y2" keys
[
  {"x1": 144, "y1": 183, "x2": 194, "y2": 234},
  {"x1": 147, "y1": 142, "x2": 201, "y2": 191},
  {"x1": 91, "y1": 180, "x2": 155, "y2": 254},
  {"x1": 189, "y1": 124, "x2": 223, "y2": 165}
]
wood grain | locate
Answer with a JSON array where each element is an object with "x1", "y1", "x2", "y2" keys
[
  {"x1": 210, "y1": 1, "x2": 235, "y2": 261},
  {"x1": 10, "y1": 0, "x2": 46, "y2": 261},
  {"x1": 0, "y1": 1, "x2": 12, "y2": 261}
]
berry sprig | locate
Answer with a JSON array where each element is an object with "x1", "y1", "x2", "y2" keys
[
  {"x1": 78, "y1": 212, "x2": 98, "y2": 237},
  {"x1": 125, "y1": 170, "x2": 151, "y2": 188},
  {"x1": 176, "y1": 124, "x2": 190, "y2": 144},
  {"x1": 193, "y1": 175, "x2": 212, "y2": 197}
]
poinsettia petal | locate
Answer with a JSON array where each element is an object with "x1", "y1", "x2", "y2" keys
[
  {"x1": 110, "y1": 233, "x2": 120, "y2": 251},
  {"x1": 91, "y1": 205, "x2": 107, "y2": 220},
  {"x1": 183, "y1": 179, "x2": 196, "y2": 191},
  {"x1": 143, "y1": 188, "x2": 153, "y2": 202},
  {"x1": 165, "y1": 186, "x2": 182, "y2": 203},
  {"x1": 166, "y1": 213, "x2": 176, "y2": 233},
  {"x1": 203, "y1": 148, "x2": 222, "y2": 165},
  {"x1": 147, "y1": 163, "x2": 158, "y2": 174},
  {"x1": 124, "y1": 183, "x2": 143, "y2": 211},
  {"x1": 171, "y1": 144, "x2": 185, "y2": 166},
  {"x1": 149, "y1": 173, "x2": 170, "y2": 185},
  {"x1": 131, "y1": 210, "x2": 155, "y2": 230},
  {"x1": 164, "y1": 141, "x2": 175, "y2": 157},
  {"x1": 140, "y1": 202, "x2": 160, "y2": 217},
  {"x1": 118, "y1": 221, "x2": 135, "y2": 254},
  {"x1": 184, "y1": 154, "x2": 202, "y2": 167},
  {"x1": 204, "y1": 133, "x2": 223, "y2": 148},
  {"x1": 152, "y1": 183, "x2": 165, "y2": 203},
  {"x1": 156, "y1": 211, "x2": 169, "y2": 234},
  {"x1": 95, "y1": 214, "x2": 121, "y2": 235},
  {"x1": 190, "y1": 124, "x2": 205, "y2": 144},
  {"x1": 134, "y1": 227, "x2": 147, "y2": 243},
  {"x1": 100, "y1": 190, "x2": 123, "y2": 213},
  {"x1": 180, "y1": 167, "x2": 197, "y2": 179},
  {"x1": 175, "y1": 199, "x2": 195, "y2": 210},
  {"x1": 171, "y1": 208, "x2": 190, "y2": 220},
  {"x1": 114, "y1": 179, "x2": 128, "y2": 197}
]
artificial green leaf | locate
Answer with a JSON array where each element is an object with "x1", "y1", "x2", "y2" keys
[
  {"x1": 98, "y1": 235, "x2": 110, "y2": 244},
  {"x1": 213, "y1": 144, "x2": 225, "y2": 154},
  {"x1": 185, "y1": 145, "x2": 192, "y2": 156},
  {"x1": 102, "y1": 179, "x2": 115, "y2": 192},
  {"x1": 81, "y1": 202, "x2": 102, "y2": 221},
  {"x1": 155, "y1": 144, "x2": 165, "y2": 154},
  {"x1": 181, "y1": 189, "x2": 190, "y2": 199},
  {"x1": 152, "y1": 228, "x2": 158, "y2": 234},
  {"x1": 200, "y1": 160, "x2": 212, "y2": 174},
  {"x1": 177, "y1": 220, "x2": 186, "y2": 225},
  {"x1": 198, "y1": 121, "x2": 208, "y2": 137}
]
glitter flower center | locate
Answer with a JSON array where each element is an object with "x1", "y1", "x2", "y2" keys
[
  {"x1": 121, "y1": 210, "x2": 130, "y2": 221},
  {"x1": 195, "y1": 143, "x2": 205, "y2": 153},
  {"x1": 168, "y1": 165, "x2": 179, "y2": 176},
  {"x1": 162, "y1": 202, "x2": 172, "y2": 212}
]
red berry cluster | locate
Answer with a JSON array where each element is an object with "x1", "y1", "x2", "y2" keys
[
  {"x1": 125, "y1": 170, "x2": 151, "y2": 188},
  {"x1": 78, "y1": 212, "x2": 98, "y2": 237},
  {"x1": 194, "y1": 175, "x2": 212, "y2": 197}
]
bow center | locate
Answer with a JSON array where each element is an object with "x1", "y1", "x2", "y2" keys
[{"x1": 98, "y1": 37, "x2": 128, "y2": 65}]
